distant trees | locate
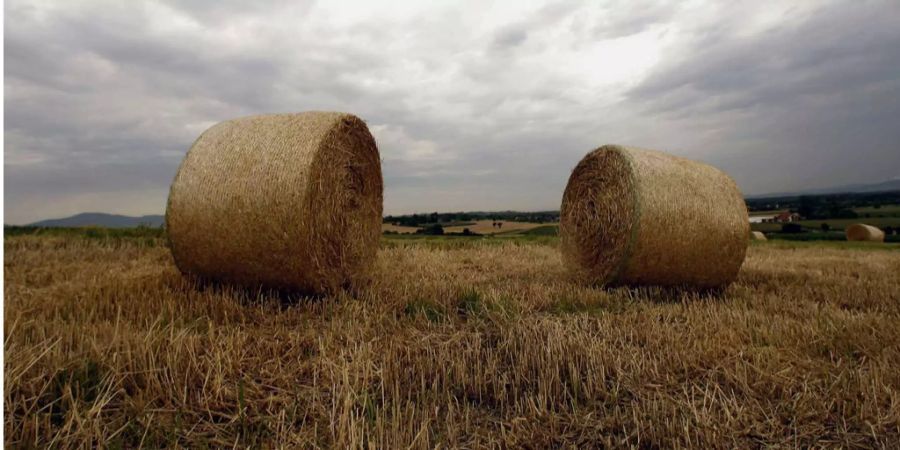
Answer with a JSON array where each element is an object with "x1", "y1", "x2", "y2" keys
[
  {"x1": 820, "y1": 223, "x2": 830, "y2": 232},
  {"x1": 384, "y1": 211, "x2": 560, "y2": 227},
  {"x1": 781, "y1": 223, "x2": 803, "y2": 233},
  {"x1": 826, "y1": 202, "x2": 858, "y2": 219},
  {"x1": 417, "y1": 224, "x2": 444, "y2": 235},
  {"x1": 746, "y1": 191, "x2": 899, "y2": 216},
  {"x1": 797, "y1": 196, "x2": 819, "y2": 219},
  {"x1": 792, "y1": 196, "x2": 861, "y2": 220}
]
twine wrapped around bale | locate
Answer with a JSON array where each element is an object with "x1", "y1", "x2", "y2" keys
[
  {"x1": 560, "y1": 145, "x2": 749, "y2": 289},
  {"x1": 166, "y1": 112, "x2": 383, "y2": 293},
  {"x1": 751, "y1": 231, "x2": 767, "y2": 241},
  {"x1": 845, "y1": 223, "x2": 884, "y2": 242}
]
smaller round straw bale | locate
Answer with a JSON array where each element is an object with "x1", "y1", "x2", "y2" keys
[
  {"x1": 560, "y1": 145, "x2": 749, "y2": 289},
  {"x1": 166, "y1": 112, "x2": 383, "y2": 293},
  {"x1": 750, "y1": 231, "x2": 767, "y2": 241},
  {"x1": 845, "y1": 223, "x2": 885, "y2": 242}
]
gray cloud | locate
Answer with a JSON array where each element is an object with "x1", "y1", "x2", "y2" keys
[
  {"x1": 493, "y1": 26, "x2": 529, "y2": 49},
  {"x1": 589, "y1": 0, "x2": 677, "y2": 39},
  {"x1": 627, "y1": 2, "x2": 900, "y2": 191},
  {"x1": 5, "y1": 0, "x2": 900, "y2": 224}
]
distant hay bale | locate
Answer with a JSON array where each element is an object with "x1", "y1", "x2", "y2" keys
[
  {"x1": 166, "y1": 112, "x2": 383, "y2": 293},
  {"x1": 845, "y1": 223, "x2": 884, "y2": 242},
  {"x1": 751, "y1": 231, "x2": 767, "y2": 241},
  {"x1": 560, "y1": 145, "x2": 749, "y2": 289}
]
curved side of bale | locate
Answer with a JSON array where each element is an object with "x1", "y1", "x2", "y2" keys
[
  {"x1": 845, "y1": 223, "x2": 885, "y2": 242},
  {"x1": 751, "y1": 231, "x2": 767, "y2": 241},
  {"x1": 560, "y1": 145, "x2": 749, "y2": 289},
  {"x1": 166, "y1": 112, "x2": 383, "y2": 293}
]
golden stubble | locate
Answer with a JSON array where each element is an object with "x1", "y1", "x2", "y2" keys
[{"x1": 5, "y1": 235, "x2": 900, "y2": 448}]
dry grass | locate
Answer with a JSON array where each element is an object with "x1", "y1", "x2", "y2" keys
[
  {"x1": 5, "y1": 234, "x2": 900, "y2": 448},
  {"x1": 381, "y1": 223, "x2": 419, "y2": 234}
]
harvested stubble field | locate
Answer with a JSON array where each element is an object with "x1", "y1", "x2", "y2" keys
[
  {"x1": 5, "y1": 232, "x2": 900, "y2": 448},
  {"x1": 381, "y1": 223, "x2": 420, "y2": 234}
]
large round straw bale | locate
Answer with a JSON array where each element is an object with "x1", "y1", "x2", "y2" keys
[
  {"x1": 845, "y1": 223, "x2": 884, "y2": 242},
  {"x1": 166, "y1": 112, "x2": 383, "y2": 293},
  {"x1": 560, "y1": 145, "x2": 749, "y2": 289},
  {"x1": 751, "y1": 231, "x2": 767, "y2": 241}
]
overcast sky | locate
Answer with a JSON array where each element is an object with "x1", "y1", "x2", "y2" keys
[{"x1": 5, "y1": 0, "x2": 900, "y2": 224}]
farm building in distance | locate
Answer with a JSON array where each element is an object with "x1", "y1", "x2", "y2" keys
[
  {"x1": 749, "y1": 214, "x2": 777, "y2": 223},
  {"x1": 755, "y1": 211, "x2": 803, "y2": 223}
]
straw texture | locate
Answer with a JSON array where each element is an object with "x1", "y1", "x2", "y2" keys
[
  {"x1": 751, "y1": 231, "x2": 767, "y2": 241},
  {"x1": 166, "y1": 112, "x2": 383, "y2": 293},
  {"x1": 845, "y1": 223, "x2": 885, "y2": 242},
  {"x1": 560, "y1": 145, "x2": 749, "y2": 289}
]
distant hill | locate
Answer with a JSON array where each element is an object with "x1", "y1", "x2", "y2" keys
[
  {"x1": 749, "y1": 178, "x2": 900, "y2": 199},
  {"x1": 29, "y1": 213, "x2": 164, "y2": 228},
  {"x1": 20, "y1": 177, "x2": 900, "y2": 228}
]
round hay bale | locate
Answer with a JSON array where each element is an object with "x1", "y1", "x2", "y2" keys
[
  {"x1": 166, "y1": 112, "x2": 383, "y2": 293},
  {"x1": 751, "y1": 231, "x2": 767, "y2": 241},
  {"x1": 560, "y1": 145, "x2": 749, "y2": 289},
  {"x1": 845, "y1": 223, "x2": 884, "y2": 242}
]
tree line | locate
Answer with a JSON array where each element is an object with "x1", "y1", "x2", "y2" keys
[{"x1": 384, "y1": 211, "x2": 560, "y2": 227}]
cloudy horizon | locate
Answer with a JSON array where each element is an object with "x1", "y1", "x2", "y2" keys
[{"x1": 5, "y1": 0, "x2": 900, "y2": 224}]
